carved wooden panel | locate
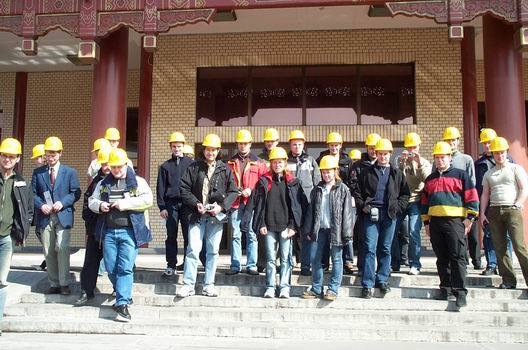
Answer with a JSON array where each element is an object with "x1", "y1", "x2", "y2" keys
[
  {"x1": 41, "y1": 0, "x2": 78, "y2": 13},
  {"x1": 36, "y1": 14, "x2": 80, "y2": 36},
  {"x1": 157, "y1": 9, "x2": 214, "y2": 32},
  {"x1": 387, "y1": 1, "x2": 448, "y2": 23},
  {"x1": 100, "y1": 0, "x2": 140, "y2": 11},
  {"x1": 97, "y1": 11, "x2": 143, "y2": 36},
  {"x1": 0, "y1": 15, "x2": 22, "y2": 35}
]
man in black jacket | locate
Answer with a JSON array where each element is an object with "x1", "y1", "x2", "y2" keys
[
  {"x1": 0, "y1": 138, "x2": 34, "y2": 331},
  {"x1": 157, "y1": 132, "x2": 193, "y2": 277},
  {"x1": 353, "y1": 139, "x2": 409, "y2": 299},
  {"x1": 350, "y1": 133, "x2": 381, "y2": 274},
  {"x1": 177, "y1": 134, "x2": 238, "y2": 298}
]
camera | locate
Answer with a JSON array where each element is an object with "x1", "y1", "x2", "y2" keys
[
  {"x1": 370, "y1": 207, "x2": 379, "y2": 222},
  {"x1": 408, "y1": 152, "x2": 414, "y2": 158},
  {"x1": 204, "y1": 204, "x2": 215, "y2": 211}
]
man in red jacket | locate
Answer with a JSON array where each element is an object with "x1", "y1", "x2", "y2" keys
[{"x1": 227, "y1": 130, "x2": 268, "y2": 275}]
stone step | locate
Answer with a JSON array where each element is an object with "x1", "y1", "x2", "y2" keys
[
  {"x1": 66, "y1": 269, "x2": 527, "y2": 288},
  {"x1": 6, "y1": 303, "x2": 528, "y2": 327},
  {"x1": 61, "y1": 280, "x2": 528, "y2": 301},
  {"x1": 17, "y1": 292, "x2": 528, "y2": 312},
  {"x1": 2, "y1": 316, "x2": 527, "y2": 342}
]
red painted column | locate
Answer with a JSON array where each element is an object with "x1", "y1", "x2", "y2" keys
[
  {"x1": 13, "y1": 71, "x2": 27, "y2": 173},
  {"x1": 483, "y1": 15, "x2": 528, "y2": 240},
  {"x1": 90, "y1": 28, "x2": 129, "y2": 148},
  {"x1": 137, "y1": 46, "x2": 153, "y2": 182},
  {"x1": 461, "y1": 27, "x2": 479, "y2": 159}
]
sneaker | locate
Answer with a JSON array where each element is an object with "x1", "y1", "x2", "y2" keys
[
  {"x1": 226, "y1": 269, "x2": 240, "y2": 276},
  {"x1": 263, "y1": 288, "x2": 275, "y2": 299},
  {"x1": 176, "y1": 284, "x2": 196, "y2": 298},
  {"x1": 74, "y1": 292, "x2": 94, "y2": 306},
  {"x1": 278, "y1": 289, "x2": 290, "y2": 299},
  {"x1": 301, "y1": 288, "x2": 323, "y2": 299},
  {"x1": 455, "y1": 293, "x2": 467, "y2": 308},
  {"x1": 408, "y1": 267, "x2": 420, "y2": 276},
  {"x1": 361, "y1": 287, "x2": 373, "y2": 299},
  {"x1": 202, "y1": 285, "x2": 218, "y2": 297},
  {"x1": 323, "y1": 290, "x2": 337, "y2": 301},
  {"x1": 498, "y1": 283, "x2": 516, "y2": 289},
  {"x1": 113, "y1": 304, "x2": 131, "y2": 322},
  {"x1": 343, "y1": 262, "x2": 354, "y2": 275},
  {"x1": 162, "y1": 267, "x2": 176, "y2": 277},
  {"x1": 247, "y1": 268, "x2": 259, "y2": 276},
  {"x1": 376, "y1": 283, "x2": 391, "y2": 297},
  {"x1": 481, "y1": 267, "x2": 498, "y2": 276}
]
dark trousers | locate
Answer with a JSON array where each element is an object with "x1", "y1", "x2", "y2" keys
[
  {"x1": 165, "y1": 201, "x2": 189, "y2": 268},
  {"x1": 488, "y1": 206, "x2": 528, "y2": 286},
  {"x1": 80, "y1": 234, "x2": 103, "y2": 297},
  {"x1": 354, "y1": 213, "x2": 366, "y2": 271},
  {"x1": 429, "y1": 217, "x2": 467, "y2": 296},
  {"x1": 467, "y1": 223, "x2": 482, "y2": 268},
  {"x1": 257, "y1": 232, "x2": 266, "y2": 270},
  {"x1": 391, "y1": 215, "x2": 409, "y2": 270}
]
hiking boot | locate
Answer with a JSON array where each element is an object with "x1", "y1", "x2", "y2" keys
[{"x1": 361, "y1": 287, "x2": 373, "y2": 299}]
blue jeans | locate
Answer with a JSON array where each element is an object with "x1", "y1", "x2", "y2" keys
[
  {"x1": 183, "y1": 217, "x2": 223, "y2": 287},
  {"x1": 483, "y1": 225, "x2": 512, "y2": 268},
  {"x1": 301, "y1": 234, "x2": 316, "y2": 272},
  {"x1": 265, "y1": 230, "x2": 293, "y2": 292},
  {"x1": 312, "y1": 229, "x2": 344, "y2": 295},
  {"x1": 0, "y1": 234, "x2": 14, "y2": 324},
  {"x1": 395, "y1": 202, "x2": 422, "y2": 269},
  {"x1": 362, "y1": 209, "x2": 396, "y2": 288},
  {"x1": 103, "y1": 228, "x2": 138, "y2": 307},
  {"x1": 230, "y1": 203, "x2": 257, "y2": 271},
  {"x1": 0, "y1": 235, "x2": 14, "y2": 285}
]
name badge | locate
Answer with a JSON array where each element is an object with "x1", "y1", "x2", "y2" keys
[{"x1": 14, "y1": 181, "x2": 26, "y2": 187}]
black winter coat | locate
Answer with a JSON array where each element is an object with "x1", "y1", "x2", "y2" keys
[
  {"x1": 180, "y1": 160, "x2": 238, "y2": 224},
  {"x1": 0, "y1": 173, "x2": 34, "y2": 243},
  {"x1": 82, "y1": 169, "x2": 106, "y2": 235},
  {"x1": 241, "y1": 172, "x2": 308, "y2": 235},
  {"x1": 353, "y1": 162, "x2": 410, "y2": 220},
  {"x1": 302, "y1": 180, "x2": 354, "y2": 246}
]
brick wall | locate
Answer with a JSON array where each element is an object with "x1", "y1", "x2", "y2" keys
[
  {"x1": 149, "y1": 28, "x2": 464, "y2": 249},
  {"x1": 0, "y1": 73, "x2": 15, "y2": 140},
  {"x1": 0, "y1": 70, "x2": 139, "y2": 248}
]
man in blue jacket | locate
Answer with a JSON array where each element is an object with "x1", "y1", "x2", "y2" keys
[{"x1": 32, "y1": 136, "x2": 80, "y2": 295}]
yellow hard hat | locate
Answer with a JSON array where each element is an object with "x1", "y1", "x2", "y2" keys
[
  {"x1": 92, "y1": 138, "x2": 111, "y2": 152},
  {"x1": 236, "y1": 129, "x2": 253, "y2": 143},
  {"x1": 0, "y1": 138, "x2": 22, "y2": 155},
  {"x1": 202, "y1": 134, "x2": 222, "y2": 148},
  {"x1": 263, "y1": 128, "x2": 280, "y2": 142},
  {"x1": 348, "y1": 149, "x2": 361, "y2": 160},
  {"x1": 108, "y1": 148, "x2": 129, "y2": 167},
  {"x1": 490, "y1": 137, "x2": 509, "y2": 152},
  {"x1": 365, "y1": 133, "x2": 382, "y2": 146},
  {"x1": 104, "y1": 127, "x2": 121, "y2": 141},
  {"x1": 432, "y1": 141, "x2": 452, "y2": 155},
  {"x1": 183, "y1": 144, "x2": 194, "y2": 156},
  {"x1": 168, "y1": 132, "x2": 186, "y2": 144},
  {"x1": 31, "y1": 144, "x2": 45, "y2": 159},
  {"x1": 375, "y1": 138, "x2": 393, "y2": 152},
  {"x1": 288, "y1": 130, "x2": 305, "y2": 142},
  {"x1": 319, "y1": 155, "x2": 339, "y2": 170},
  {"x1": 442, "y1": 127, "x2": 461, "y2": 140},
  {"x1": 44, "y1": 136, "x2": 63, "y2": 152},
  {"x1": 97, "y1": 146, "x2": 112, "y2": 164},
  {"x1": 268, "y1": 147, "x2": 288, "y2": 161},
  {"x1": 326, "y1": 132, "x2": 343, "y2": 144},
  {"x1": 479, "y1": 128, "x2": 497, "y2": 143},
  {"x1": 404, "y1": 132, "x2": 421, "y2": 148}
]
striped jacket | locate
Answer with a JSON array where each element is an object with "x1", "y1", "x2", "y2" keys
[{"x1": 420, "y1": 166, "x2": 479, "y2": 222}]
